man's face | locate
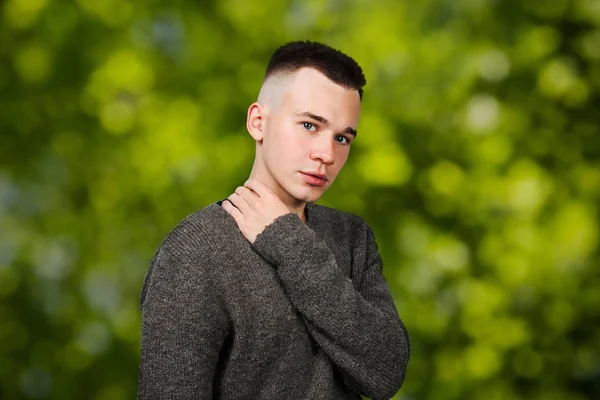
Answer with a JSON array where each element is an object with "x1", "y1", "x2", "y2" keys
[{"x1": 259, "y1": 67, "x2": 361, "y2": 207}]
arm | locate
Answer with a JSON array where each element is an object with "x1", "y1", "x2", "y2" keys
[
  {"x1": 250, "y1": 214, "x2": 410, "y2": 400},
  {"x1": 138, "y1": 236, "x2": 230, "y2": 399}
]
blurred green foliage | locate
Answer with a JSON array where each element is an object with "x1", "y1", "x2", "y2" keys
[{"x1": 1, "y1": 0, "x2": 599, "y2": 399}]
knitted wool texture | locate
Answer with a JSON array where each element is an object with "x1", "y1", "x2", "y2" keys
[{"x1": 138, "y1": 200, "x2": 410, "y2": 400}]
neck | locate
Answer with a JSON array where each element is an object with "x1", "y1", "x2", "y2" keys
[{"x1": 248, "y1": 159, "x2": 307, "y2": 224}]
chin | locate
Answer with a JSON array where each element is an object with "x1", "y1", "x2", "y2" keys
[{"x1": 296, "y1": 187, "x2": 326, "y2": 204}]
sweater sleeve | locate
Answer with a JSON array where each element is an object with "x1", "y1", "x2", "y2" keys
[
  {"x1": 138, "y1": 236, "x2": 230, "y2": 399},
  {"x1": 250, "y1": 213, "x2": 410, "y2": 400}
]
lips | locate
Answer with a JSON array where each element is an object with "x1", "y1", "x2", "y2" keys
[
  {"x1": 303, "y1": 171, "x2": 328, "y2": 181},
  {"x1": 301, "y1": 172, "x2": 328, "y2": 187}
]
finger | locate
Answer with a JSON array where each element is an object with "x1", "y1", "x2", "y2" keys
[
  {"x1": 244, "y1": 179, "x2": 273, "y2": 198},
  {"x1": 222, "y1": 199, "x2": 244, "y2": 222},
  {"x1": 234, "y1": 186, "x2": 258, "y2": 207},
  {"x1": 226, "y1": 193, "x2": 249, "y2": 216}
]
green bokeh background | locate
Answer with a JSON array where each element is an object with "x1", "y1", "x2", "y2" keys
[{"x1": 1, "y1": 0, "x2": 599, "y2": 399}]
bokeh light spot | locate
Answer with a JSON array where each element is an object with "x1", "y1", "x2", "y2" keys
[{"x1": 14, "y1": 44, "x2": 53, "y2": 84}]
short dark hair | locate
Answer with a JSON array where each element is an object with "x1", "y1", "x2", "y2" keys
[{"x1": 264, "y1": 40, "x2": 367, "y2": 100}]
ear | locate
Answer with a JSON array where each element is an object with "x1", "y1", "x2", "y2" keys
[{"x1": 246, "y1": 102, "x2": 266, "y2": 142}]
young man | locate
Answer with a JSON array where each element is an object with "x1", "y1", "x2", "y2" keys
[{"x1": 138, "y1": 41, "x2": 410, "y2": 400}]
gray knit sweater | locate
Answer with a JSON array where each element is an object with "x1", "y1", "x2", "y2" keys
[{"x1": 138, "y1": 200, "x2": 410, "y2": 400}]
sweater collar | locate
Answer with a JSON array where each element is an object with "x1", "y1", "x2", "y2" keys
[{"x1": 215, "y1": 199, "x2": 317, "y2": 228}]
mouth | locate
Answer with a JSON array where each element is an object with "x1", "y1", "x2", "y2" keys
[
  {"x1": 300, "y1": 172, "x2": 328, "y2": 187},
  {"x1": 302, "y1": 171, "x2": 328, "y2": 181}
]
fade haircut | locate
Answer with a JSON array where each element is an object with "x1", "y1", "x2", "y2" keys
[{"x1": 264, "y1": 40, "x2": 367, "y2": 100}]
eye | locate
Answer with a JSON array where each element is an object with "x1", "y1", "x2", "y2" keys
[
  {"x1": 302, "y1": 122, "x2": 317, "y2": 132},
  {"x1": 335, "y1": 135, "x2": 351, "y2": 145}
]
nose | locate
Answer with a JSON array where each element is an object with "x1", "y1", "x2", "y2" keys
[{"x1": 310, "y1": 136, "x2": 335, "y2": 165}]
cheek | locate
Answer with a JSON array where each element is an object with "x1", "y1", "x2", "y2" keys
[
  {"x1": 276, "y1": 126, "x2": 309, "y2": 154},
  {"x1": 338, "y1": 148, "x2": 350, "y2": 164},
  {"x1": 334, "y1": 150, "x2": 349, "y2": 171},
  {"x1": 264, "y1": 127, "x2": 303, "y2": 166}
]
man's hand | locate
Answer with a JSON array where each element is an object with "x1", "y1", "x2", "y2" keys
[{"x1": 222, "y1": 179, "x2": 292, "y2": 244}]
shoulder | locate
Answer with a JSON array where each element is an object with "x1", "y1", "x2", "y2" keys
[
  {"x1": 141, "y1": 202, "x2": 228, "y2": 307},
  {"x1": 156, "y1": 201, "x2": 231, "y2": 262}
]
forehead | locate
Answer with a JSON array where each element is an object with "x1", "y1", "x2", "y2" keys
[{"x1": 278, "y1": 68, "x2": 361, "y2": 126}]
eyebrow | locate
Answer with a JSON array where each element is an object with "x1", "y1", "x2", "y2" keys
[{"x1": 294, "y1": 111, "x2": 358, "y2": 137}]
